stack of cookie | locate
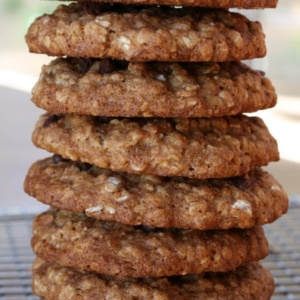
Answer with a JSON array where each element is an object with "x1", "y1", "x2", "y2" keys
[{"x1": 24, "y1": 0, "x2": 288, "y2": 298}]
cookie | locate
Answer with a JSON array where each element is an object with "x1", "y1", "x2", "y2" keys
[
  {"x1": 32, "y1": 58, "x2": 276, "y2": 118},
  {"x1": 24, "y1": 156, "x2": 288, "y2": 230},
  {"x1": 32, "y1": 114, "x2": 279, "y2": 179},
  {"x1": 32, "y1": 258, "x2": 275, "y2": 300},
  {"x1": 47, "y1": 0, "x2": 278, "y2": 8},
  {"x1": 25, "y1": 3, "x2": 266, "y2": 62},
  {"x1": 32, "y1": 209, "x2": 269, "y2": 277}
]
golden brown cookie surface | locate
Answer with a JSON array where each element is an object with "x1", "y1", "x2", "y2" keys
[
  {"x1": 25, "y1": 3, "x2": 266, "y2": 61},
  {"x1": 32, "y1": 258, "x2": 275, "y2": 300},
  {"x1": 31, "y1": 209, "x2": 269, "y2": 277},
  {"x1": 25, "y1": 156, "x2": 288, "y2": 230},
  {"x1": 32, "y1": 114, "x2": 279, "y2": 179},
  {"x1": 32, "y1": 58, "x2": 276, "y2": 118}
]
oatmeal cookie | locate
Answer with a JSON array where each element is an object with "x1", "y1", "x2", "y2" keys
[
  {"x1": 31, "y1": 209, "x2": 269, "y2": 277},
  {"x1": 32, "y1": 58, "x2": 276, "y2": 117},
  {"x1": 32, "y1": 114, "x2": 279, "y2": 179},
  {"x1": 24, "y1": 156, "x2": 288, "y2": 229},
  {"x1": 25, "y1": 3, "x2": 266, "y2": 62},
  {"x1": 32, "y1": 258, "x2": 275, "y2": 300}
]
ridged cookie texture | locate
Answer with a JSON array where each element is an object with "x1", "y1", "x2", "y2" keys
[
  {"x1": 32, "y1": 209, "x2": 269, "y2": 278},
  {"x1": 32, "y1": 258, "x2": 275, "y2": 300},
  {"x1": 32, "y1": 114, "x2": 279, "y2": 179},
  {"x1": 47, "y1": 0, "x2": 278, "y2": 8},
  {"x1": 25, "y1": 3, "x2": 266, "y2": 62},
  {"x1": 24, "y1": 156, "x2": 288, "y2": 230},
  {"x1": 31, "y1": 58, "x2": 276, "y2": 118}
]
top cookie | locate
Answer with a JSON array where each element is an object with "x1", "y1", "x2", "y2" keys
[
  {"x1": 25, "y1": 3, "x2": 266, "y2": 62},
  {"x1": 48, "y1": 0, "x2": 279, "y2": 8}
]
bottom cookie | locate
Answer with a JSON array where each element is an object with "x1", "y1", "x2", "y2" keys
[{"x1": 32, "y1": 258, "x2": 274, "y2": 300}]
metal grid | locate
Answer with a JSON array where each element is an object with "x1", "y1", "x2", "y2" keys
[
  {"x1": 0, "y1": 215, "x2": 37, "y2": 300},
  {"x1": 0, "y1": 201, "x2": 299, "y2": 300},
  {"x1": 264, "y1": 199, "x2": 300, "y2": 300}
]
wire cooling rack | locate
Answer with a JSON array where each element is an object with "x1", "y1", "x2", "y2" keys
[
  {"x1": 263, "y1": 197, "x2": 300, "y2": 300},
  {"x1": 0, "y1": 214, "x2": 37, "y2": 300},
  {"x1": 0, "y1": 197, "x2": 299, "y2": 300}
]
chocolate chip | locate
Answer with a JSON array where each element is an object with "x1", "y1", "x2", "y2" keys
[
  {"x1": 52, "y1": 154, "x2": 68, "y2": 164},
  {"x1": 95, "y1": 116, "x2": 112, "y2": 125},
  {"x1": 229, "y1": 176, "x2": 255, "y2": 191},
  {"x1": 138, "y1": 225, "x2": 162, "y2": 233},
  {"x1": 83, "y1": 3, "x2": 111, "y2": 15},
  {"x1": 202, "y1": 272, "x2": 216, "y2": 279},
  {"x1": 43, "y1": 115, "x2": 60, "y2": 128},
  {"x1": 110, "y1": 3, "x2": 127, "y2": 13},
  {"x1": 99, "y1": 59, "x2": 129, "y2": 74},
  {"x1": 168, "y1": 118, "x2": 178, "y2": 130},
  {"x1": 77, "y1": 58, "x2": 93, "y2": 73},
  {"x1": 190, "y1": 8, "x2": 215, "y2": 21},
  {"x1": 76, "y1": 162, "x2": 93, "y2": 172},
  {"x1": 168, "y1": 275, "x2": 183, "y2": 284},
  {"x1": 168, "y1": 274, "x2": 197, "y2": 284},
  {"x1": 122, "y1": 4, "x2": 148, "y2": 13},
  {"x1": 130, "y1": 117, "x2": 146, "y2": 123},
  {"x1": 99, "y1": 59, "x2": 117, "y2": 74},
  {"x1": 117, "y1": 60, "x2": 129, "y2": 70},
  {"x1": 66, "y1": 57, "x2": 96, "y2": 73}
]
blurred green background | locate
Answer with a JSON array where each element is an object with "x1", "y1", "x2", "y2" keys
[{"x1": 0, "y1": 0, "x2": 60, "y2": 50}]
